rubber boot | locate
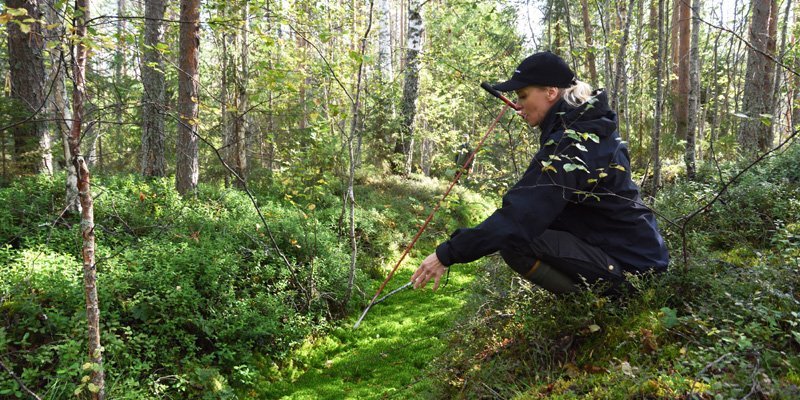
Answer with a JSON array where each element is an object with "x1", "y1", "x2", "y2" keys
[{"x1": 523, "y1": 260, "x2": 578, "y2": 294}]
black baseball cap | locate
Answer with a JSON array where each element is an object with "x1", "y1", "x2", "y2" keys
[{"x1": 492, "y1": 51, "x2": 576, "y2": 92}]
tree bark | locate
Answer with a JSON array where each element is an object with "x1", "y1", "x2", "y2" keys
[
  {"x1": 377, "y1": 0, "x2": 393, "y2": 79},
  {"x1": 650, "y1": 0, "x2": 666, "y2": 198},
  {"x1": 5, "y1": 0, "x2": 52, "y2": 175},
  {"x1": 792, "y1": 3, "x2": 800, "y2": 130},
  {"x1": 394, "y1": 0, "x2": 423, "y2": 176},
  {"x1": 612, "y1": 0, "x2": 636, "y2": 113},
  {"x1": 738, "y1": 0, "x2": 777, "y2": 157},
  {"x1": 43, "y1": 0, "x2": 80, "y2": 212},
  {"x1": 234, "y1": 0, "x2": 249, "y2": 188},
  {"x1": 580, "y1": 0, "x2": 598, "y2": 84},
  {"x1": 68, "y1": 0, "x2": 105, "y2": 397},
  {"x1": 685, "y1": 0, "x2": 701, "y2": 179},
  {"x1": 675, "y1": 0, "x2": 691, "y2": 143},
  {"x1": 176, "y1": 0, "x2": 200, "y2": 195},
  {"x1": 669, "y1": 0, "x2": 680, "y2": 96},
  {"x1": 141, "y1": 0, "x2": 167, "y2": 177}
]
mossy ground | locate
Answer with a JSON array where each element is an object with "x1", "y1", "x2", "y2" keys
[{"x1": 259, "y1": 261, "x2": 482, "y2": 399}]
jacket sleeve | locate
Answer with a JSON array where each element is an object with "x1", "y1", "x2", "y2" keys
[{"x1": 435, "y1": 135, "x2": 586, "y2": 266}]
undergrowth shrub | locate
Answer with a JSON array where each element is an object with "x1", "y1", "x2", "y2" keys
[
  {"x1": 0, "y1": 172, "x2": 492, "y2": 398},
  {"x1": 427, "y1": 142, "x2": 800, "y2": 399}
]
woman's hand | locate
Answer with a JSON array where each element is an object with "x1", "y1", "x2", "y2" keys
[{"x1": 411, "y1": 253, "x2": 446, "y2": 290}]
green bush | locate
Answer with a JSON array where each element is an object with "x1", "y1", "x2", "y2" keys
[{"x1": 0, "y1": 172, "x2": 492, "y2": 398}]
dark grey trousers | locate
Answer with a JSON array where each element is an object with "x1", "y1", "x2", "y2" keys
[{"x1": 500, "y1": 229, "x2": 624, "y2": 290}]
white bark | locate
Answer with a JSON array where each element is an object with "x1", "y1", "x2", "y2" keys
[{"x1": 377, "y1": 0, "x2": 393, "y2": 79}]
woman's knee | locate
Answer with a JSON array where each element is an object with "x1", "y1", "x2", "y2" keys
[{"x1": 500, "y1": 247, "x2": 536, "y2": 275}]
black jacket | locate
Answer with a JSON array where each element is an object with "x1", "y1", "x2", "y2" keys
[{"x1": 435, "y1": 91, "x2": 669, "y2": 273}]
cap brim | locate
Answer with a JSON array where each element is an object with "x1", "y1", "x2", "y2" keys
[{"x1": 492, "y1": 79, "x2": 529, "y2": 92}]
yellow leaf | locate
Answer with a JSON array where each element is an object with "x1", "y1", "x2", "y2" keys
[
  {"x1": 19, "y1": 23, "x2": 31, "y2": 34},
  {"x1": 307, "y1": 204, "x2": 316, "y2": 211},
  {"x1": 82, "y1": 362, "x2": 93, "y2": 370},
  {"x1": 541, "y1": 165, "x2": 557, "y2": 173},
  {"x1": 87, "y1": 383, "x2": 100, "y2": 393}
]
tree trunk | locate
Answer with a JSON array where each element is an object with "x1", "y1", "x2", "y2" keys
[
  {"x1": 43, "y1": 0, "x2": 80, "y2": 212},
  {"x1": 738, "y1": 0, "x2": 777, "y2": 157},
  {"x1": 669, "y1": 0, "x2": 680, "y2": 96},
  {"x1": 141, "y1": 0, "x2": 167, "y2": 177},
  {"x1": 792, "y1": 3, "x2": 800, "y2": 130},
  {"x1": 345, "y1": 1, "x2": 372, "y2": 309},
  {"x1": 377, "y1": 0, "x2": 393, "y2": 79},
  {"x1": 395, "y1": 0, "x2": 423, "y2": 176},
  {"x1": 5, "y1": 0, "x2": 52, "y2": 175},
  {"x1": 675, "y1": 0, "x2": 691, "y2": 144},
  {"x1": 562, "y1": 0, "x2": 578, "y2": 72},
  {"x1": 234, "y1": 0, "x2": 249, "y2": 188},
  {"x1": 612, "y1": 0, "x2": 636, "y2": 113},
  {"x1": 176, "y1": 0, "x2": 200, "y2": 195},
  {"x1": 68, "y1": 0, "x2": 105, "y2": 397},
  {"x1": 685, "y1": 0, "x2": 701, "y2": 179},
  {"x1": 221, "y1": 16, "x2": 233, "y2": 185},
  {"x1": 580, "y1": 0, "x2": 598, "y2": 85},
  {"x1": 770, "y1": 0, "x2": 789, "y2": 143},
  {"x1": 650, "y1": 0, "x2": 666, "y2": 198}
]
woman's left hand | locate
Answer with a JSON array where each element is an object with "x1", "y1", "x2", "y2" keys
[{"x1": 411, "y1": 253, "x2": 446, "y2": 290}]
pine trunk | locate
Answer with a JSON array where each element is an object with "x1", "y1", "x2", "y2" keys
[
  {"x1": 738, "y1": 0, "x2": 777, "y2": 157},
  {"x1": 580, "y1": 0, "x2": 598, "y2": 84},
  {"x1": 675, "y1": 0, "x2": 691, "y2": 144},
  {"x1": 176, "y1": 0, "x2": 200, "y2": 195},
  {"x1": 6, "y1": 0, "x2": 52, "y2": 175},
  {"x1": 651, "y1": 0, "x2": 666, "y2": 198},
  {"x1": 141, "y1": 0, "x2": 167, "y2": 177},
  {"x1": 793, "y1": 3, "x2": 800, "y2": 129}
]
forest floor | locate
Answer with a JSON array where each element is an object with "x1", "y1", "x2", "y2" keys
[{"x1": 260, "y1": 261, "x2": 482, "y2": 399}]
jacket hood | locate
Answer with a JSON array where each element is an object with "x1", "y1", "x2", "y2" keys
[{"x1": 538, "y1": 89, "x2": 617, "y2": 142}]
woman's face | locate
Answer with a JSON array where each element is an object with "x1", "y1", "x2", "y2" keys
[{"x1": 515, "y1": 86, "x2": 560, "y2": 127}]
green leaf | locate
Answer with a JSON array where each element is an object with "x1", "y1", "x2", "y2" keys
[
  {"x1": 574, "y1": 143, "x2": 588, "y2": 152},
  {"x1": 659, "y1": 307, "x2": 678, "y2": 329},
  {"x1": 87, "y1": 383, "x2": 100, "y2": 393},
  {"x1": 544, "y1": 139, "x2": 556, "y2": 146},
  {"x1": 731, "y1": 112, "x2": 750, "y2": 119}
]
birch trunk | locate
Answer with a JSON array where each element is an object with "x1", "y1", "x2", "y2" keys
[
  {"x1": 44, "y1": 0, "x2": 80, "y2": 212},
  {"x1": 176, "y1": 0, "x2": 200, "y2": 195},
  {"x1": 377, "y1": 0, "x2": 393, "y2": 79},
  {"x1": 68, "y1": 0, "x2": 105, "y2": 396},
  {"x1": 235, "y1": 0, "x2": 249, "y2": 188},
  {"x1": 395, "y1": 0, "x2": 423, "y2": 176},
  {"x1": 685, "y1": 0, "x2": 701, "y2": 179}
]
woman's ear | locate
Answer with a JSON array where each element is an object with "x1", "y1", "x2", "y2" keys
[{"x1": 546, "y1": 86, "x2": 560, "y2": 101}]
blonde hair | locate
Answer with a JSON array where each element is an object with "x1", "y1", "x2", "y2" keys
[{"x1": 560, "y1": 80, "x2": 594, "y2": 107}]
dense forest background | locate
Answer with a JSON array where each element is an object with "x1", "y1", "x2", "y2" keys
[{"x1": 1, "y1": 0, "x2": 799, "y2": 398}]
